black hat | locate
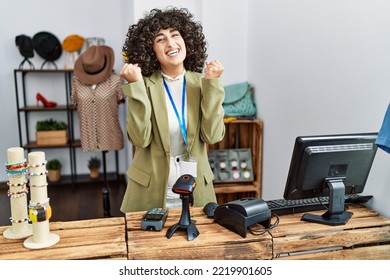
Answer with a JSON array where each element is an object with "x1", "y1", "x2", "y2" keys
[
  {"x1": 15, "y1": 35, "x2": 34, "y2": 58},
  {"x1": 33, "y1": 31, "x2": 62, "y2": 61}
]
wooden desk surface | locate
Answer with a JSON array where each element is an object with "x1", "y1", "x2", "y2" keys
[
  {"x1": 1, "y1": 205, "x2": 389, "y2": 260},
  {"x1": 270, "y1": 204, "x2": 390, "y2": 260},
  {"x1": 126, "y1": 207, "x2": 273, "y2": 260},
  {"x1": 0, "y1": 217, "x2": 127, "y2": 260}
]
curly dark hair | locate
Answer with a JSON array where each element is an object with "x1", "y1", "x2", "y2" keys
[{"x1": 122, "y1": 7, "x2": 208, "y2": 77}]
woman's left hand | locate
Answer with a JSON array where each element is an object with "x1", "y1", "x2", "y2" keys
[{"x1": 204, "y1": 60, "x2": 224, "y2": 79}]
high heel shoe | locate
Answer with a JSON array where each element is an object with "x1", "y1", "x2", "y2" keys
[{"x1": 36, "y1": 92, "x2": 57, "y2": 107}]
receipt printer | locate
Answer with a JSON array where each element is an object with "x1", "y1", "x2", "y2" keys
[{"x1": 213, "y1": 197, "x2": 271, "y2": 238}]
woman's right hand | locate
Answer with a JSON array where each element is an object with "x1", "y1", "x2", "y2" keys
[{"x1": 120, "y1": 63, "x2": 143, "y2": 83}]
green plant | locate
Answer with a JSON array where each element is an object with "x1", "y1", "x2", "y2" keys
[
  {"x1": 36, "y1": 118, "x2": 67, "y2": 131},
  {"x1": 88, "y1": 156, "x2": 101, "y2": 169},
  {"x1": 46, "y1": 159, "x2": 62, "y2": 170}
]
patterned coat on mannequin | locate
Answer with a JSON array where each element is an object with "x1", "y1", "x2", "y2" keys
[{"x1": 71, "y1": 74, "x2": 125, "y2": 152}]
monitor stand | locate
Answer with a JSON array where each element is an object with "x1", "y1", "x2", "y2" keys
[{"x1": 301, "y1": 179, "x2": 353, "y2": 226}]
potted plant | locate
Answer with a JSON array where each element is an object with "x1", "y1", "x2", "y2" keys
[
  {"x1": 88, "y1": 156, "x2": 101, "y2": 179},
  {"x1": 46, "y1": 159, "x2": 62, "y2": 182},
  {"x1": 36, "y1": 118, "x2": 68, "y2": 146}
]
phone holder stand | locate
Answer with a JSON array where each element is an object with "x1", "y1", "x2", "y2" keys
[{"x1": 166, "y1": 175, "x2": 199, "y2": 241}]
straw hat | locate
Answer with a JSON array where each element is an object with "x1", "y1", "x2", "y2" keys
[
  {"x1": 62, "y1": 34, "x2": 84, "y2": 52},
  {"x1": 74, "y1": 45, "x2": 114, "y2": 85}
]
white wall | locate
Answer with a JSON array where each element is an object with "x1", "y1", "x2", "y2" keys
[
  {"x1": 247, "y1": 0, "x2": 390, "y2": 217},
  {"x1": 1, "y1": 0, "x2": 389, "y2": 217},
  {"x1": 201, "y1": 0, "x2": 248, "y2": 83}
]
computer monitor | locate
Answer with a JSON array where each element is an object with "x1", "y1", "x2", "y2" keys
[{"x1": 284, "y1": 132, "x2": 378, "y2": 226}]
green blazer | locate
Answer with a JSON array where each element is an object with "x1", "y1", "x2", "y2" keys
[{"x1": 120, "y1": 71, "x2": 225, "y2": 213}]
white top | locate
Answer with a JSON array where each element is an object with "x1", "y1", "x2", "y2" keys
[{"x1": 162, "y1": 71, "x2": 187, "y2": 157}]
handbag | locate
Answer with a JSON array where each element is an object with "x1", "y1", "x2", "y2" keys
[{"x1": 223, "y1": 82, "x2": 257, "y2": 118}]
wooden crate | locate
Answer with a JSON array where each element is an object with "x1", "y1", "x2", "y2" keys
[
  {"x1": 270, "y1": 204, "x2": 390, "y2": 260},
  {"x1": 36, "y1": 130, "x2": 67, "y2": 146},
  {"x1": 0, "y1": 217, "x2": 127, "y2": 260},
  {"x1": 126, "y1": 207, "x2": 273, "y2": 260},
  {"x1": 208, "y1": 119, "x2": 263, "y2": 203}
]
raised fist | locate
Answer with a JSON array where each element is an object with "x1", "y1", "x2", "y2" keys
[
  {"x1": 120, "y1": 63, "x2": 143, "y2": 83},
  {"x1": 204, "y1": 60, "x2": 224, "y2": 79}
]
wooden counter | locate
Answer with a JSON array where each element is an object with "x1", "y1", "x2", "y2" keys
[
  {"x1": 270, "y1": 204, "x2": 390, "y2": 259},
  {"x1": 0, "y1": 217, "x2": 127, "y2": 260},
  {"x1": 1, "y1": 204, "x2": 389, "y2": 260},
  {"x1": 126, "y1": 207, "x2": 273, "y2": 260}
]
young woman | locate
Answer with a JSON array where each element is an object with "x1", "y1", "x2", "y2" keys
[{"x1": 120, "y1": 7, "x2": 225, "y2": 212}]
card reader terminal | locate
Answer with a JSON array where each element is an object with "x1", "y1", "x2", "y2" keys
[{"x1": 141, "y1": 208, "x2": 169, "y2": 231}]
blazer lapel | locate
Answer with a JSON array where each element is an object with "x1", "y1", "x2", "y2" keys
[
  {"x1": 148, "y1": 73, "x2": 170, "y2": 154},
  {"x1": 185, "y1": 72, "x2": 201, "y2": 153}
]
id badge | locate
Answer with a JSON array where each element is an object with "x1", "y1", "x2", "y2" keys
[{"x1": 179, "y1": 157, "x2": 197, "y2": 178}]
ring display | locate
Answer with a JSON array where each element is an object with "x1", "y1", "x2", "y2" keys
[{"x1": 208, "y1": 149, "x2": 254, "y2": 183}]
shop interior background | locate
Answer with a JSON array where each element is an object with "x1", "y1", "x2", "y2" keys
[{"x1": 1, "y1": 0, "x2": 389, "y2": 218}]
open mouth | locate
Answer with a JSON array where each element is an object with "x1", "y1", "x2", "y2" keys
[{"x1": 166, "y1": 49, "x2": 180, "y2": 56}]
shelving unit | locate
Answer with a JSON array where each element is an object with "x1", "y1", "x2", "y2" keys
[
  {"x1": 13, "y1": 69, "x2": 119, "y2": 185},
  {"x1": 208, "y1": 118, "x2": 263, "y2": 204}
]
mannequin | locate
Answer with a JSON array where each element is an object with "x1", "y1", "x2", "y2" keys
[{"x1": 72, "y1": 45, "x2": 125, "y2": 217}]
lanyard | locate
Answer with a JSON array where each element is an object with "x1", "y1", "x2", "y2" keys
[{"x1": 163, "y1": 77, "x2": 188, "y2": 150}]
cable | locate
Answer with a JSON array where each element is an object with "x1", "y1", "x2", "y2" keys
[
  {"x1": 317, "y1": 196, "x2": 329, "y2": 210},
  {"x1": 248, "y1": 213, "x2": 280, "y2": 236},
  {"x1": 313, "y1": 190, "x2": 329, "y2": 210}
]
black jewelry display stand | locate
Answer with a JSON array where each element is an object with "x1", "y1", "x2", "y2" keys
[
  {"x1": 166, "y1": 194, "x2": 199, "y2": 241},
  {"x1": 102, "y1": 151, "x2": 111, "y2": 217}
]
